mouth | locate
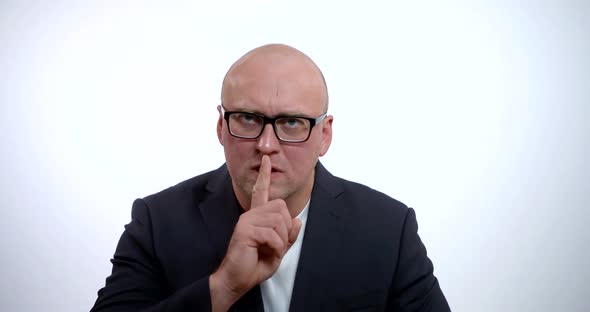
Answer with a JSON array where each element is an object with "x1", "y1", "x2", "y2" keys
[{"x1": 251, "y1": 165, "x2": 282, "y2": 173}]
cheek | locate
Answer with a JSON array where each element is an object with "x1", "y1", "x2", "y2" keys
[
  {"x1": 283, "y1": 144, "x2": 321, "y2": 172},
  {"x1": 223, "y1": 138, "x2": 253, "y2": 168}
]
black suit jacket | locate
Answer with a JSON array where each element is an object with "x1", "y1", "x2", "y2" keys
[{"x1": 92, "y1": 163, "x2": 450, "y2": 311}]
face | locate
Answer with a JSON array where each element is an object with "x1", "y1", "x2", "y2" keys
[{"x1": 217, "y1": 48, "x2": 333, "y2": 208}]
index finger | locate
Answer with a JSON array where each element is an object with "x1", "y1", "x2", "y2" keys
[{"x1": 251, "y1": 155, "x2": 271, "y2": 208}]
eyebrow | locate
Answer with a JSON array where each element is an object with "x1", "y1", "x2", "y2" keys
[{"x1": 231, "y1": 108, "x2": 311, "y2": 118}]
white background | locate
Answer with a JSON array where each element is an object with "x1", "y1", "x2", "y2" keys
[{"x1": 1, "y1": 1, "x2": 589, "y2": 311}]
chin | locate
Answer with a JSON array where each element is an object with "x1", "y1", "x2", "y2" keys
[{"x1": 269, "y1": 184, "x2": 296, "y2": 201}]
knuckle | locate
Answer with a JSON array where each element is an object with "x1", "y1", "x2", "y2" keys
[
  {"x1": 270, "y1": 213, "x2": 283, "y2": 224},
  {"x1": 268, "y1": 199, "x2": 287, "y2": 211},
  {"x1": 273, "y1": 235, "x2": 285, "y2": 248}
]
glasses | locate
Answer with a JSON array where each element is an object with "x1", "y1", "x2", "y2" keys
[{"x1": 221, "y1": 104, "x2": 327, "y2": 143}]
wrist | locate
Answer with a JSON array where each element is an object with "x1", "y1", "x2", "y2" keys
[{"x1": 209, "y1": 270, "x2": 242, "y2": 312}]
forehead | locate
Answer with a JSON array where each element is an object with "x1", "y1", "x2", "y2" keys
[{"x1": 224, "y1": 81, "x2": 324, "y2": 117}]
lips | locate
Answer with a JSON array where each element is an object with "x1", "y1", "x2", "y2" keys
[{"x1": 251, "y1": 164, "x2": 282, "y2": 173}]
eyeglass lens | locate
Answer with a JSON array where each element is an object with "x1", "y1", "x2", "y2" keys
[{"x1": 228, "y1": 113, "x2": 311, "y2": 141}]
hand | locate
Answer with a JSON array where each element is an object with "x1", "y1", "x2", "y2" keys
[{"x1": 210, "y1": 155, "x2": 302, "y2": 311}]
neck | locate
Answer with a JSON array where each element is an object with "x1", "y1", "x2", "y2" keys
[{"x1": 282, "y1": 173, "x2": 314, "y2": 218}]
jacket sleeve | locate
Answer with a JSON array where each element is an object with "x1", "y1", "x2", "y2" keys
[
  {"x1": 387, "y1": 208, "x2": 451, "y2": 312},
  {"x1": 90, "y1": 199, "x2": 212, "y2": 312}
]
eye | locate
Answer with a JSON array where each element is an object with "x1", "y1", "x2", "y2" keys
[
  {"x1": 237, "y1": 113, "x2": 258, "y2": 124},
  {"x1": 282, "y1": 118, "x2": 304, "y2": 128}
]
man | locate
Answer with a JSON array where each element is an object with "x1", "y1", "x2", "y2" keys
[{"x1": 91, "y1": 44, "x2": 450, "y2": 311}]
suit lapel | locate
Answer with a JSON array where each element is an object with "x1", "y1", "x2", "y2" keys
[
  {"x1": 289, "y1": 162, "x2": 345, "y2": 311},
  {"x1": 199, "y1": 164, "x2": 241, "y2": 263},
  {"x1": 198, "y1": 164, "x2": 264, "y2": 312}
]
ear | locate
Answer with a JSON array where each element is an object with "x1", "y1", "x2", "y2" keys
[
  {"x1": 319, "y1": 115, "x2": 333, "y2": 156},
  {"x1": 216, "y1": 105, "x2": 224, "y2": 146}
]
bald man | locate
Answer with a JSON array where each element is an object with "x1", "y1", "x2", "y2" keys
[{"x1": 91, "y1": 44, "x2": 450, "y2": 312}]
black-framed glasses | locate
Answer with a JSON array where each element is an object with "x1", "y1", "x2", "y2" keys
[{"x1": 221, "y1": 104, "x2": 327, "y2": 143}]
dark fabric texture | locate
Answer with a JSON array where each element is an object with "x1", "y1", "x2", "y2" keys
[{"x1": 91, "y1": 163, "x2": 450, "y2": 312}]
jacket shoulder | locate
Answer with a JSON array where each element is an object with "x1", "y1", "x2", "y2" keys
[
  {"x1": 329, "y1": 174, "x2": 411, "y2": 221},
  {"x1": 334, "y1": 173, "x2": 407, "y2": 205},
  {"x1": 141, "y1": 164, "x2": 228, "y2": 208}
]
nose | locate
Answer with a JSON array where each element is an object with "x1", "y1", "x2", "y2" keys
[{"x1": 256, "y1": 124, "x2": 281, "y2": 154}]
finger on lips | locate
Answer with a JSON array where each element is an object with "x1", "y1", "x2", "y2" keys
[
  {"x1": 249, "y1": 155, "x2": 300, "y2": 256},
  {"x1": 251, "y1": 155, "x2": 271, "y2": 208}
]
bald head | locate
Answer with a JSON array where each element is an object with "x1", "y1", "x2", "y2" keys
[{"x1": 221, "y1": 44, "x2": 329, "y2": 112}]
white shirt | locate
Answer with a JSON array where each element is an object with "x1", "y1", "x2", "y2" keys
[{"x1": 260, "y1": 199, "x2": 310, "y2": 312}]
